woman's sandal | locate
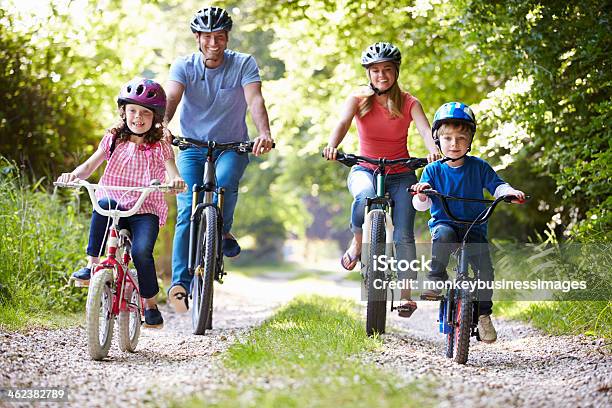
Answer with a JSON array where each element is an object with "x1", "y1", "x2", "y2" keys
[{"x1": 397, "y1": 300, "x2": 417, "y2": 318}]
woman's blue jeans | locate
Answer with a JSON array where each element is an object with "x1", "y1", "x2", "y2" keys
[
  {"x1": 171, "y1": 147, "x2": 249, "y2": 290},
  {"x1": 347, "y1": 166, "x2": 418, "y2": 280}
]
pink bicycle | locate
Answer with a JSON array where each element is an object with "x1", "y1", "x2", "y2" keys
[{"x1": 55, "y1": 180, "x2": 176, "y2": 360}]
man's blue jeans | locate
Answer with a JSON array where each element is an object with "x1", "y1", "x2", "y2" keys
[
  {"x1": 171, "y1": 147, "x2": 249, "y2": 290},
  {"x1": 429, "y1": 223, "x2": 494, "y2": 316},
  {"x1": 347, "y1": 166, "x2": 418, "y2": 280}
]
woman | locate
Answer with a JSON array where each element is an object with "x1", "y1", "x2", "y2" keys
[{"x1": 323, "y1": 42, "x2": 439, "y2": 317}]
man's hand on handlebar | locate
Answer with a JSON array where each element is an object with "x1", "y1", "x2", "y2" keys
[
  {"x1": 322, "y1": 145, "x2": 338, "y2": 161},
  {"x1": 252, "y1": 134, "x2": 274, "y2": 157}
]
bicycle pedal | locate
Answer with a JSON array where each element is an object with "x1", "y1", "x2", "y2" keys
[{"x1": 419, "y1": 294, "x2": 444, "y2": 301}]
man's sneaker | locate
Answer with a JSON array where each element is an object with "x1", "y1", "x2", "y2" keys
[
  {"x1": 222, "y1": 237, "x2": 241, "y2": 258},
  {"x1": 478, "y1": 315, "x2": 498, "y2": 343},
  {"x1": 144, "y1": 307, "x2": 163, "y2": 329},
  {"x1": 168, "y1": 284, "x2": 189, "y2": 313},
  {"x1": 71, "y1": 267, "x2": 91, "y2": 287}
]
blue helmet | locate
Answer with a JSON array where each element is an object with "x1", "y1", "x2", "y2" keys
[{"x1": 432, "y1": 102, "x2": 476, "y2": 137}]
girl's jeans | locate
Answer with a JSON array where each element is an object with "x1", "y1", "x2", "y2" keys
[
  {"x1": 347, "y1": 166, "x2": 418, "y2": 280},
  {"x1": 87, "y1": 198, "x2": 160, "y2": 299},
  {"x1": 429, "y1": 223, "x2": 494, "y2": 316},
  {"x1": 171, "y1": 147, "x2": 249, "y2": 291}
]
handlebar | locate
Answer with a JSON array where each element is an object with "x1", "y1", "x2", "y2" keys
[
  {"x1": 408, "y1": 188, "x2": 530, "y2": 225},
  {"x1": 322, "y1": 151, "x2": 432, "y2": 171},
  {"x1": 172, "y1": 137, "x2": 275, "y2": 153},
  {"x1": 54, "y1": 180, "x2": 180, "y2": 219}
]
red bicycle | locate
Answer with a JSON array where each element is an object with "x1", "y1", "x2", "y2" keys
[{"x1": 55, "y1": 180, "x2": 176, "y2": 360}]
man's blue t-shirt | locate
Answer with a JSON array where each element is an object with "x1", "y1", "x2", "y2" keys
[
  {"x1": 168, "y1": 49, "x2": 261, "y2": 143},
  {"x1": 420, "y1": 156, "x2": 506, "y2": 234}
]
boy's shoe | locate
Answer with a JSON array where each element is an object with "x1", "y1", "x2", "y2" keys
[
  {"x1": 478, "y1": 315, "x2": 497, "y2": 343},
  {"x1": 144, "y1": 307, "x2": 164, "y2": 329},
  {"x1": 168, "y1": 284, "x2": 189, "y2": 313},
  {"x1": 71, "y1": 267, "x2": 91, "y2": 287},
  {"x1": 222, "y1": 237, "x2": 241, "y2": 258}
]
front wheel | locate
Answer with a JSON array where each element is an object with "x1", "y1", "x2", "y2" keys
[
  {"x1": 452, "y1": 288, "x2": 472, "y2": 364},
  {"x1": 366, "y1": 210, "x2": 387, "y2": 336},
  {"x1": 191, "y1": 206, "x2": 218, "y2": 335},
  {"x1": 86, "y1": 269, "x2": 115, "y2": 360},
  {"x1": 118, "y1": 280, "x2": 141, "y2": 353}
]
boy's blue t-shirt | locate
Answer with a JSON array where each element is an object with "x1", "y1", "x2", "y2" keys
[
  {"x1": 420, "y1": 156, "x2": 506, "y2": 233},
  {"x1": 168, "y1": 49, "x2": 261, "y2": 143}
]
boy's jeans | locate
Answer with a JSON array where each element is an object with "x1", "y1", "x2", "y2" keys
[
  {"x1": 429, "y1": 223, "x2": 494, "y2": 316},
  {"x1": 171, "y1": 147, "x2": 249, "y2": 291},
  {"x1": 347, "y1": 166, "x2": 418, "y2": 280},
  {"x1": 87, "y1": 198, "x2": 160, "y2": 299}
]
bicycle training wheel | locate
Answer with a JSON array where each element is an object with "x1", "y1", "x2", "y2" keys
[
  {"x1": 366, "y1": 210, "x2": 387, "y2": 336},
  {"x1": 191, "y1": 206, "x2": 218, "y2": 335},
  {"x1": 86, "y1": 268, "x2": 115, "y2": 360},
  {"x1": 452, "y1": 288, "x2": 472, "y2": 364},
  {"x1": 118, "y1": 282, "x2": 141, "y2": 353}
]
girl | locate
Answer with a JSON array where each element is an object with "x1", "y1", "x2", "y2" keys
[
  {"x1": 323, "y1": 42, "x2": 440, "y2": 318},
  {"x1": 57, "y1": 78, "x2": 185, "y2": 328}
]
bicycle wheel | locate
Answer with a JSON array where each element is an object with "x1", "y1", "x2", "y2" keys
[
  {"x1": 86, "y1": 268, "x2": 115, "y2": 360},
  {"x1": 444, "y1": 294, "x2": 455, "y2": 358},
  {"x1": 118, "y1": 280, "x2": 141, "y2": 353},
  {"x1": 366, "y1": 210, "x2": 387, "y2": 336},
  {"x1": 452, "y1": 288, "x2": 472, "y2": 364},
  {"x1": 191, "y1": 206, "x2": 218, "y2": 335}
]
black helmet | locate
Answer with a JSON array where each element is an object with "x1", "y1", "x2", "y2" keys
[
  {"x1": 190, "y1": 7, "x2": 233, "y2": 33},
  {"x1": 361, "y1": 42, "x2": 401, "y2": 68}
]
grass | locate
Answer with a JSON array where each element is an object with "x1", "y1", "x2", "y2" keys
[
  {"x1": 173, "y1": 295, "x2": 435, "y2": 408},
  {"x1": 0, "y1": 304, "x2": 84, "y2": 331}
]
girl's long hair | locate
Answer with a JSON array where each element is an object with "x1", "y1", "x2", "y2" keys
[
  {"x1": 356, "y1": 81, "x2": 405, "y2": 119},
  {"x1": 107, "y1": 105, "x2": 165, "y2": 145}
]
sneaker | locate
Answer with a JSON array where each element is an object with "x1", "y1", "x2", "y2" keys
[
  {"x1": 420, "y1": 288, "x2": 442, "y2": 300},
  {"x1": 168, "y1": 284, "x2": 189, "y2": 313},
  {"x1": 478, "y1": 315, "x2": 498, "y2": 343},
  {"x1": 71, "y1": 267, "x2": 91, "y2": 287},
  {"x1": 222, "y1": 237, "x2": 241, "y2": 258},
  {"x1": 144, "y1": 307, "x2": 163, "y2": 329}
]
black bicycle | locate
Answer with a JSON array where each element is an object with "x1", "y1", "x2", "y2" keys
[
  {"x1": 410, "y1": 188, "x2": 528, "y2": 363},
  {"x1": 173, "y1": 137, "x2": 273, "y2": 335},
  {"x1": 326, "y1": 152, "x2": 430, "y2": 335}
]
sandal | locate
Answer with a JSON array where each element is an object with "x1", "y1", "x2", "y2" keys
[
  {"x1": 168, "y1": 284, "x2": 189, "y2": 313},
  {"x1": 340, "y1": 251, "x2": 360, "y2": 271},
  {"x1": 397, "y1": 300, "x2": 417, "y2": 318}
]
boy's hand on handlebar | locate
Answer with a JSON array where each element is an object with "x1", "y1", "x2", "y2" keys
[
  {"x1": 410, "y1": 182, "x2": 431, "y2": 201},
  {"x1": 427, "y1": 152, "x2": 442, "y2": 163},
  {"x1": 252, "y1": 134, "x2": 274, "y2": 157},
  {"x1": 322, "y1": 146, "x2": 338, "y2": 160},
  {"x1": 508, "y1": 188, "x2": 526, "y2": 203},
  {"x1": 57, "y1": 173, "x2": 79, "y2": 184}
]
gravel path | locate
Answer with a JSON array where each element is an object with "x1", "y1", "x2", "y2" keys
[{"x1": 1, "y1": 274, "x2": 610, "y2": 407}]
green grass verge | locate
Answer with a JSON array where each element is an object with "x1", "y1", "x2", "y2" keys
[
  {"x1": 174, "y1": 295, "x2": 435, "y2": 408},
  {"x1": 494, "y1": 300, "x2": 612, "y2": 339},
  {"x1": 0, "y1": 303, "x2": 84, "y2": 331}
]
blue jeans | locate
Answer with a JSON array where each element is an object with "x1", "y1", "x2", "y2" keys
[
  {"x1": 429, "y1": 223, "x2": 494, "y2": 316},
  {"x1": 87, "y1": 198, "x2": 160, "y2": 299},
  {"x1": 347, "y1": 166, "x2": 418, "y2": 279},
  {"x1": 171, "y1": 147, "x2": 249, "y2": 290}
]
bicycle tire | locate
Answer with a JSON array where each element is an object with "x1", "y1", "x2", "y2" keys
[
  {"x1": 191, "y1": 206, "x2": 218, "y2": 335},
  {"x1": 453, "y1": 288, "x2": 472, "y2": 364},
  {"x1": 118, "y1": 282, "x2": 141, "y2": 353},
  {"x1": 444, "y1": 295, "x2": 454, "y2": 359},
  {"x1": 86, "y1": 269, "x2": 115, "y2": 360},
  {"x1": 366, "y1": 210, "x2": 387, "y2": 336}
]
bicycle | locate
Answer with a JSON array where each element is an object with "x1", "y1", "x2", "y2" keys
[
  {"x1": 54, "y1": 180, "x2": 177, "y2": 360},
  {"x1": 410, "y1": 188, "x2": 527, "y2": 364},
  {"x1": 172, "y1": 137, "x2": 274, "y2": 335},
  {"x1": 325, "y1": 152, "x2": 430, "y2": 336}
]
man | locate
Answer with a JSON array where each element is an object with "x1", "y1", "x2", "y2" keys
[{"x1": 165, "y1": 6, "x2": 273, "y2": 312}]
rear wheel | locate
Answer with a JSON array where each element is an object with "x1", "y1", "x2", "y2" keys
[
  {"x1": 453, "y1": 288, "x2": 472, "y2": 364},
  {"x1": 366, "y1": 210, "x2": 387, "y2": 336},
  {"x1": 191, "y1": 206, "x2": 218, "y2": 335},
  {"x1": 86, "y1": 269, "x2": 115, "y2": 360},
  {"x1": 118, "y1": 282, "x2": 141, "y2": 353}
]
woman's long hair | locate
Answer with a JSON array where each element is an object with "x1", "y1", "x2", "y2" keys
[
  {"x1": 356, "y1": 73, "x2": 405, "y2": 119},
  {"x1": 108, "y1": 105, "x2": 165, "y2": 145}
]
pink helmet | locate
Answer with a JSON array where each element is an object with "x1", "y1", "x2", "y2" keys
[{"x1": 117, "y1": 78, "x2": 166, "y2": 116}]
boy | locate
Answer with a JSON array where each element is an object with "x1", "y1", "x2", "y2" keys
[{"x1": 411, "y1": 102, "x2": 525, "y2": 343}]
